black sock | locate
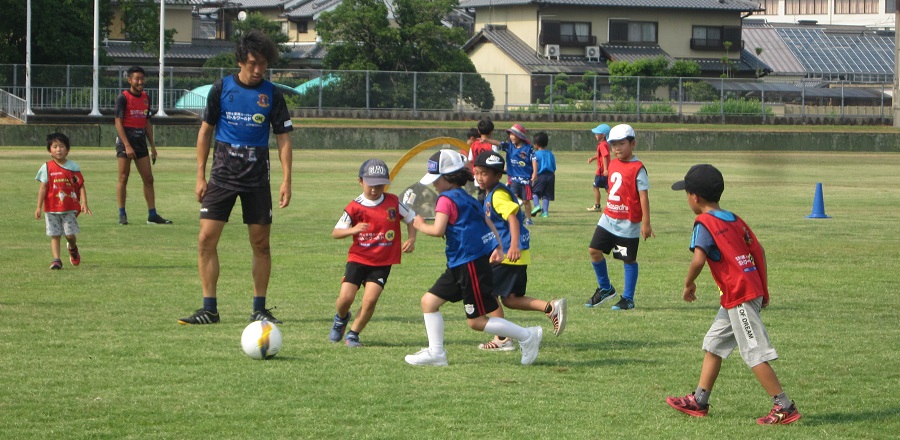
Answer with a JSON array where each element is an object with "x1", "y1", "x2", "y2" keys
[
  {"x1": 203, "y1": 297, "x2": 218, "y2": 314},
  {"x1": 544, "y1": 303, "x2": 553, "y2": 313},
  {"x1": 347, "y1": 330, "x2": 359, "y2": 339}
]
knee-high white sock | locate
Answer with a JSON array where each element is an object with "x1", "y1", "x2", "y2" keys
[
  {"x1": 483, "y1": 317, "x2": 529, "y2": 341},
  {"x1": 423, "y1": 312, "x2": 444, "y2": 354}
]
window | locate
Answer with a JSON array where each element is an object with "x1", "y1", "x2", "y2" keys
[
  {"x1": 785, "y1": 0, "x2": 828, "y2": 14},
  {"x1": 757, "y1": 0, "x2": 779, "y2": 14},
  {"x1": 691, "y1": 26, "x2": 742, "y2": 51},
  {"x1": 888, "y1": 0, "x2": 897, "y2": 12},
  {"x1": 834, "y1": 0, "x2": 878, "y2": 13},
  {"x1": 297, "y1": 20, "x2": 308, "y2": 34},
  {"x1": 560, "y1": 22, "x2": 593, "y2": 45},
  {"x1": 609, "y1": 20, "x2": 657, "y2": 44}
]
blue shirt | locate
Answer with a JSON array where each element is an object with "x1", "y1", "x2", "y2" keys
[
  {"x1": 534, "y1": 149, "x2": 556, "y2": 174},
  {"x1": 500, "y1": 141, "x2": 535, "y2": 181}
]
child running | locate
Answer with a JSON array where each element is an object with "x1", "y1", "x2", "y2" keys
[
  {"x1": 405, "y1": 149, "x2": 542, "y2": 366},
  {"x1": 330, "y1": 159, "x2": 417, "y2": 347},
  {"x1": 473, "y1": 150, "x2": 566, "y2": 352},
  {"x1": 666, "y1": 164, "x2": 801, "y2": 425},
  {"x1": 34, "y1": 133, "x2": 92, "y2": 269},
  {"x1": 530, "y1": 131, "x2": 556, "y2": 218},
  {"x1": 585, "y1": 124, "x2": 654, "y2": 311}
]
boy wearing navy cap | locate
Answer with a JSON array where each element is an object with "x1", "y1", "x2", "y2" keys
[
  {"x1": 666, "y1": 164, "x2": 801, "y2": 425},
  {"x1": 329, "y1": 159, "x2": 417, "y2": 347}
]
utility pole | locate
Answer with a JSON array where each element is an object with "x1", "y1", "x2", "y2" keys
[{"x1": 894, "y1": 10, "x2": 899, "y2": 127}]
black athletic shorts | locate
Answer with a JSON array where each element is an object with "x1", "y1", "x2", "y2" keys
[
  {"x1": 199, "y1": 181, "x2": 273, "y2": 224},
  {"x1": 532, "y1": 173, "x2": 555, "y2": 200},
  {"x1": 428, "y1": 255, "x2": 499, "y2": 319},
  {"x1": 589, "y1": 226, "x2": 640, "y2": 263},
  {"x1": 342, "y1": 262, "x2": 392, "y2": 288},
  {"x1": 492, "y1": 264, "x2": 528, "y2": 298},
  {"x1": 115, "y1": 129, "x2": 149, "y2": 159}
]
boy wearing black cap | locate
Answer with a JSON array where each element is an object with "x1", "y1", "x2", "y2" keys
[
  {"x1": 666, "y1": 164, "x2": 801, "y2": 425},
  {"x1": 472, "y1": 151, "x2": 567, "y2": 352},
  {"x1": 329, "y1": 159, "x2": 417, "y2": 347}
]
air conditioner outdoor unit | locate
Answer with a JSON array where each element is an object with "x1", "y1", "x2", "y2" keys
[
  {"x1": 585, "y1": 46, "x2": 600, "y2": 61},
  {"x1": 544, "y1": 44, "x2": 560, "y2": 60}
]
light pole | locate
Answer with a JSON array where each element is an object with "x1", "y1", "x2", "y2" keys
[
  {"x1": 89, "y1": 0, "x2": 102, "y2": 116},
  {"x1": 25, "y1": 0, "x2": 33, "y2": 116},
  {"x1": 156, "y1": 0, "x2": 168, "y2": 117}
]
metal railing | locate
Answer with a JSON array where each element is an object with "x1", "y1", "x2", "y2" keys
[
  {"x1": 0, "y1": 64, "x2": 893, "y2": 122},
  {"x1": 0, "y1": 88, "x2": 27, "y2": 122}
]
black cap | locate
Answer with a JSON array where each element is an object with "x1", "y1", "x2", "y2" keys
[
  {"x1": 473, "y1": 150, "x2": 505, "y2": 174},
  {"x1": 671, "y1": 164, "x2": 724, "y2": 202}
]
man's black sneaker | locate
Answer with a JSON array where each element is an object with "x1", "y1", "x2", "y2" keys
[
  {"x1": 147, "y1": 214, "x2": 173, "y2": 225},
  {"x1": 250, "y1": 307, "x2": 282, "y2": 324},
  {"x1": 119, "y1": 214, "x2": 128, "y2": 225},
  {"x1": 585, "y1": 285, "x2": 617, "y2": 307},
  {"x1": 178, "y1": 309, "x2": 220, "y2": 325}
]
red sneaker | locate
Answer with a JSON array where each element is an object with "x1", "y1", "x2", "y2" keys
[
  {"x1": 666, "y1": 393, "x2": 709, "y2": 417},
  {"x1": 68, "y1": 244, "x2": 80, "y2": 266},
  {"x1": 757, "y1": 402, "x2": 802, "y2": 425}
]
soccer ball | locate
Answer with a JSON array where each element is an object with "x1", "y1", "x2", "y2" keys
[{"x1": 241, "y1": 320, "x2": 283, "y2": 359}]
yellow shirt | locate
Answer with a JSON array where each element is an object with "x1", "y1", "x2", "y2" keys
[{"x1": 490, "y1": 188, "x2": 531, "y2": 266}]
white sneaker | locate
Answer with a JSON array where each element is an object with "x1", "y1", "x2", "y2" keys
[
  {"x1": 547, "y1": 298, "x2": 567, "y2": 336},
  {"x1": 405, "y1": 348, "x2": 448, "y2": 366},
  {"x1": 519, "y1": 326, "x2": 543, "y2": 365},
  {"x1": 478, "y1": 337, "x2": 516, "y2": 351}
]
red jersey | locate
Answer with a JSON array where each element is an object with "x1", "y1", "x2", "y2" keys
[
  {"x1": 695, "y1": 213, "x2": 768, "y2": 309},
  {"x1": 595, "y1": 140, "x2": 610, "y2": 175},
  {"x1": 44, "y1": 161, "x2": 84, "y2": 214},
  {"x1": 468, "y1": 139, "x2": 494, "y2": 171},
  {"x1": 604, "y1": 159, "x2": 645, "y2": 223},
  {"x1": 121, "y1": 90, "x2": 150, "y2": 129},
  {"x1": 344, "y1": 193, "x2": 405, "y2": 266}
]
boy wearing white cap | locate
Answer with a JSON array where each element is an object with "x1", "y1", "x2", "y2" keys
[
  {"x1": 405, "y1": 149, "x2": 543, "y2": 366},
  {"x1": 329, "y1": 159, "x2": 417, "y2": 347},
  {"x1": 585, "y1": 124, "x2": 654, "y2": 311}
]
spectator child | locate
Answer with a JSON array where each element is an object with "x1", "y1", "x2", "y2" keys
[{"x1": 530, "y1": 131, "x2": 556, "y2": 218}]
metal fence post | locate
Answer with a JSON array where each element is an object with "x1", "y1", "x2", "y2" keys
[
  {"x1": 318, "y1": 69, "x2": 324, "y2": 112},
  {"x1": 720, "y1": 78, "x2": 725, "y2": 123},
  {"x1": 840, "y1": 81, "x2": 845, "y2": 118},
  {"x1": 504, "y1": 74, "x2": 509, "y2": 117},
  {"x1": 636, "y1": 76, "x2": 641, "y2": 118},
  {"x1": 549, "y1": 74, "x2": 554, "y2": 119},
  {"x1": 366, "y1": 70, "x2": 370, "y2": 115},
  {"x1": 801, "y1": 81, "x2": 806, "y2": 120},
  {"x1": 761, "y1": 86, "x2": 766, "y2": 123},
  {"x1": 592, "y1": 75, "x2": 597, "y2": 118},
  {"x1": 678, "y1": 77, "x2": 683, "y2": 121},
  {"x1": 458, "y1": 72, "x2": 463, "y2": 114},
  {"x1": 66, "y1": 65, "x2": 71, "y2": 108},
  {"x1": 413, "y1": 72, "x2": 418, "y2": 116}
]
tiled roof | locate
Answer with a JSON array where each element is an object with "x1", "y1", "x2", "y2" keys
[
  {"x1": 459, "y1": 0, "x2": 762, "y2": 12},
  {"x1": 688, "y1": 48, "x2": 771, "y2": 74},
  {"x1": 600, "y1": 44, "x2": 674, "y2": 63},
  {"x1": 106, "y1": 40, "x2": 235, "y2": 60},
  {"x1": 284, "y1": 0, "x2": 343, "y2": 18},
  {"x1": 464, "y1": 25, "x2": 609, "y2": 74},
  {"x1": 234, "y1": 0, "x2": 287, "y2": 8}
]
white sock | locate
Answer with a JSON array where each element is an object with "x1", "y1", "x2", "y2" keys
[
  {"x1": 423, "y1": 312, "x2": 444, "y2": 354},
  {"x1": 483, "y1": 317, "x2": 529, "y2": 341}
]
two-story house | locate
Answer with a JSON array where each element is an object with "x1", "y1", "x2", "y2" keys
[{"x1": 459, "y1": 0, "x2": 771, "y2": 105}]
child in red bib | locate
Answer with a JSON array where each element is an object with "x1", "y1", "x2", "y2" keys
[
  {"x1": 329, "y1": 159, "x2": 417, "y2": 347},
  {"x1": 666, "y1": 164, "x2": 801, "y2": 425},
  {"x1": 34, "y1": 133, "x2": 92, "y2": 270}
]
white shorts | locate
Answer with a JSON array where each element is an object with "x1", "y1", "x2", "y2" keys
[
  {"x1": 702, "y1": 297, "x2": 779, "y2": 368},
  {"x1": 45, "y1": 212, "x2": 80, "y2": 237}
]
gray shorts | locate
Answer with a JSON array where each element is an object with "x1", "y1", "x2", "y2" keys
[
  {"x1": 45, "y1": 212, "x2": 80, "y2": 236},
  {"x1": 702, "y1": 297, "x2": 778, "y2": 368}
]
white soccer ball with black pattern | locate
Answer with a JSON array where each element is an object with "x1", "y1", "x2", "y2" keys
[{"x1": 241, "y1": 320, "x2": 283, "y2": 359}]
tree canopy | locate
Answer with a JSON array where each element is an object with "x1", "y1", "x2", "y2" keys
[
  {"x1": 120, "y1": 0, "x2": 177, "y2": 55},
  {"x1": 0, "y1": 0, "x2": 112, "y2": 65},
  {"x1": 312, "y1": 0, "x2": 494, "y2": 110}
]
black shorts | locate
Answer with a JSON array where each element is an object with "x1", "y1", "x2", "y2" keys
[
  {"x1": 593, "y1": 175, "x2": 608, "y2": 189},
  {"x1": 492, "y1": 264, "x2": 528, "y2": 298},
  {"x1": 199, "y1": 181, "x2": 273, "y2": 224},
  {"x1": 428, "y1": 255, "x2": 499, "y2": 319},
  {"x1": 508, "y1": 180, "x2": 532, "y2": 202},
  {"x1": 589, "y1": 226, "x2": 640, "y2": 263},
  {"x1": 115, "y1": 129, "x2": 149, "y2": 159},
  {"x1": 342, "y1": 262, "x2": 392, "y2": 288},
  {"x1": 532, "y1": 173, "x2": 555, "y2": 200}
]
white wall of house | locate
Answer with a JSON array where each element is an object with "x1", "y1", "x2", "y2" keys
[
  {"x1": 109, "y1": 7, "x2": 195, "y2": 43},
  {"x1": 468, "y1": 41, "x2": 532, "y2": 106},
  {"x1": 754, "y1": 0, "x2": 895, "y2": 28}
]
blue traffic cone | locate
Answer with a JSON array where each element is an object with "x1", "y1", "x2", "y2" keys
[{"x1": 806, "y1": 182, "x2": 831, "y2": 219}]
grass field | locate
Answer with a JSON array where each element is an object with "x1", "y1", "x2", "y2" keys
[{"x1": 1, "y1": 146, "x2": 899, "y2": 439}]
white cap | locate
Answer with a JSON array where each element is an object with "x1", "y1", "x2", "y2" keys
[
  {"x1": 420, "y1": 149, "x2": 467, "y2": 185},
  {"x1": 608, "y1": 124, "x2": 635, "y2": 142}
]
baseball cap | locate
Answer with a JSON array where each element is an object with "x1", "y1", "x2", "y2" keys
[
  {"x1": 420, "y1": 149, "x2": 467, "y2": 185},
  {"x1": 607, "y1": 124, "x2": 635, "y2": 142},
  {"x1": 505, "y1": 123, "x2": 529, "y2": 142},
  {"x1": 359, "y1": 158, "x2": 391, "y2": 185},
  {"x1": 591, "y1": 123, "x2": 611, "y2": 136},
  {"x1": 671, "y1": 164, "x2": 724, "y2": 202},
  {"x1": 473, "y1": 150, "x2": 505, "y2": 174}
]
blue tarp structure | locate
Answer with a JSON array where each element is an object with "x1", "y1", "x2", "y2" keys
[{"x1": 293, "y1": 76, "x2": 339, "y2": 94}]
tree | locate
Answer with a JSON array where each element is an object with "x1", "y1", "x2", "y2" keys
[
  {"x1": 608, "y1": 56, "x2": 700, "y2": 101},
  {"x1": 120, "y1": 0, "x2": 177, "y2": 55},
  {"x1": 313, "y1": 0, "x2": 494, "y2": 110},
  {"x1": 0, "y1": 0, "x2": 112, "y2": 65}
]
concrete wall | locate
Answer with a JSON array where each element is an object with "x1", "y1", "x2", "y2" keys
[{"x1": 2, "y1": 124, "x2": 897, "y2": 152}]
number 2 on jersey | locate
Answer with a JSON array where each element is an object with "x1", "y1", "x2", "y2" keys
[{"x1": 608, "y1": 172, "x2": 623, "y2": 202}]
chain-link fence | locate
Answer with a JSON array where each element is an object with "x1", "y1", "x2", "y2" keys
[{"x1": 0, "y1": 64, "x2": 893, "y2": 122}]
